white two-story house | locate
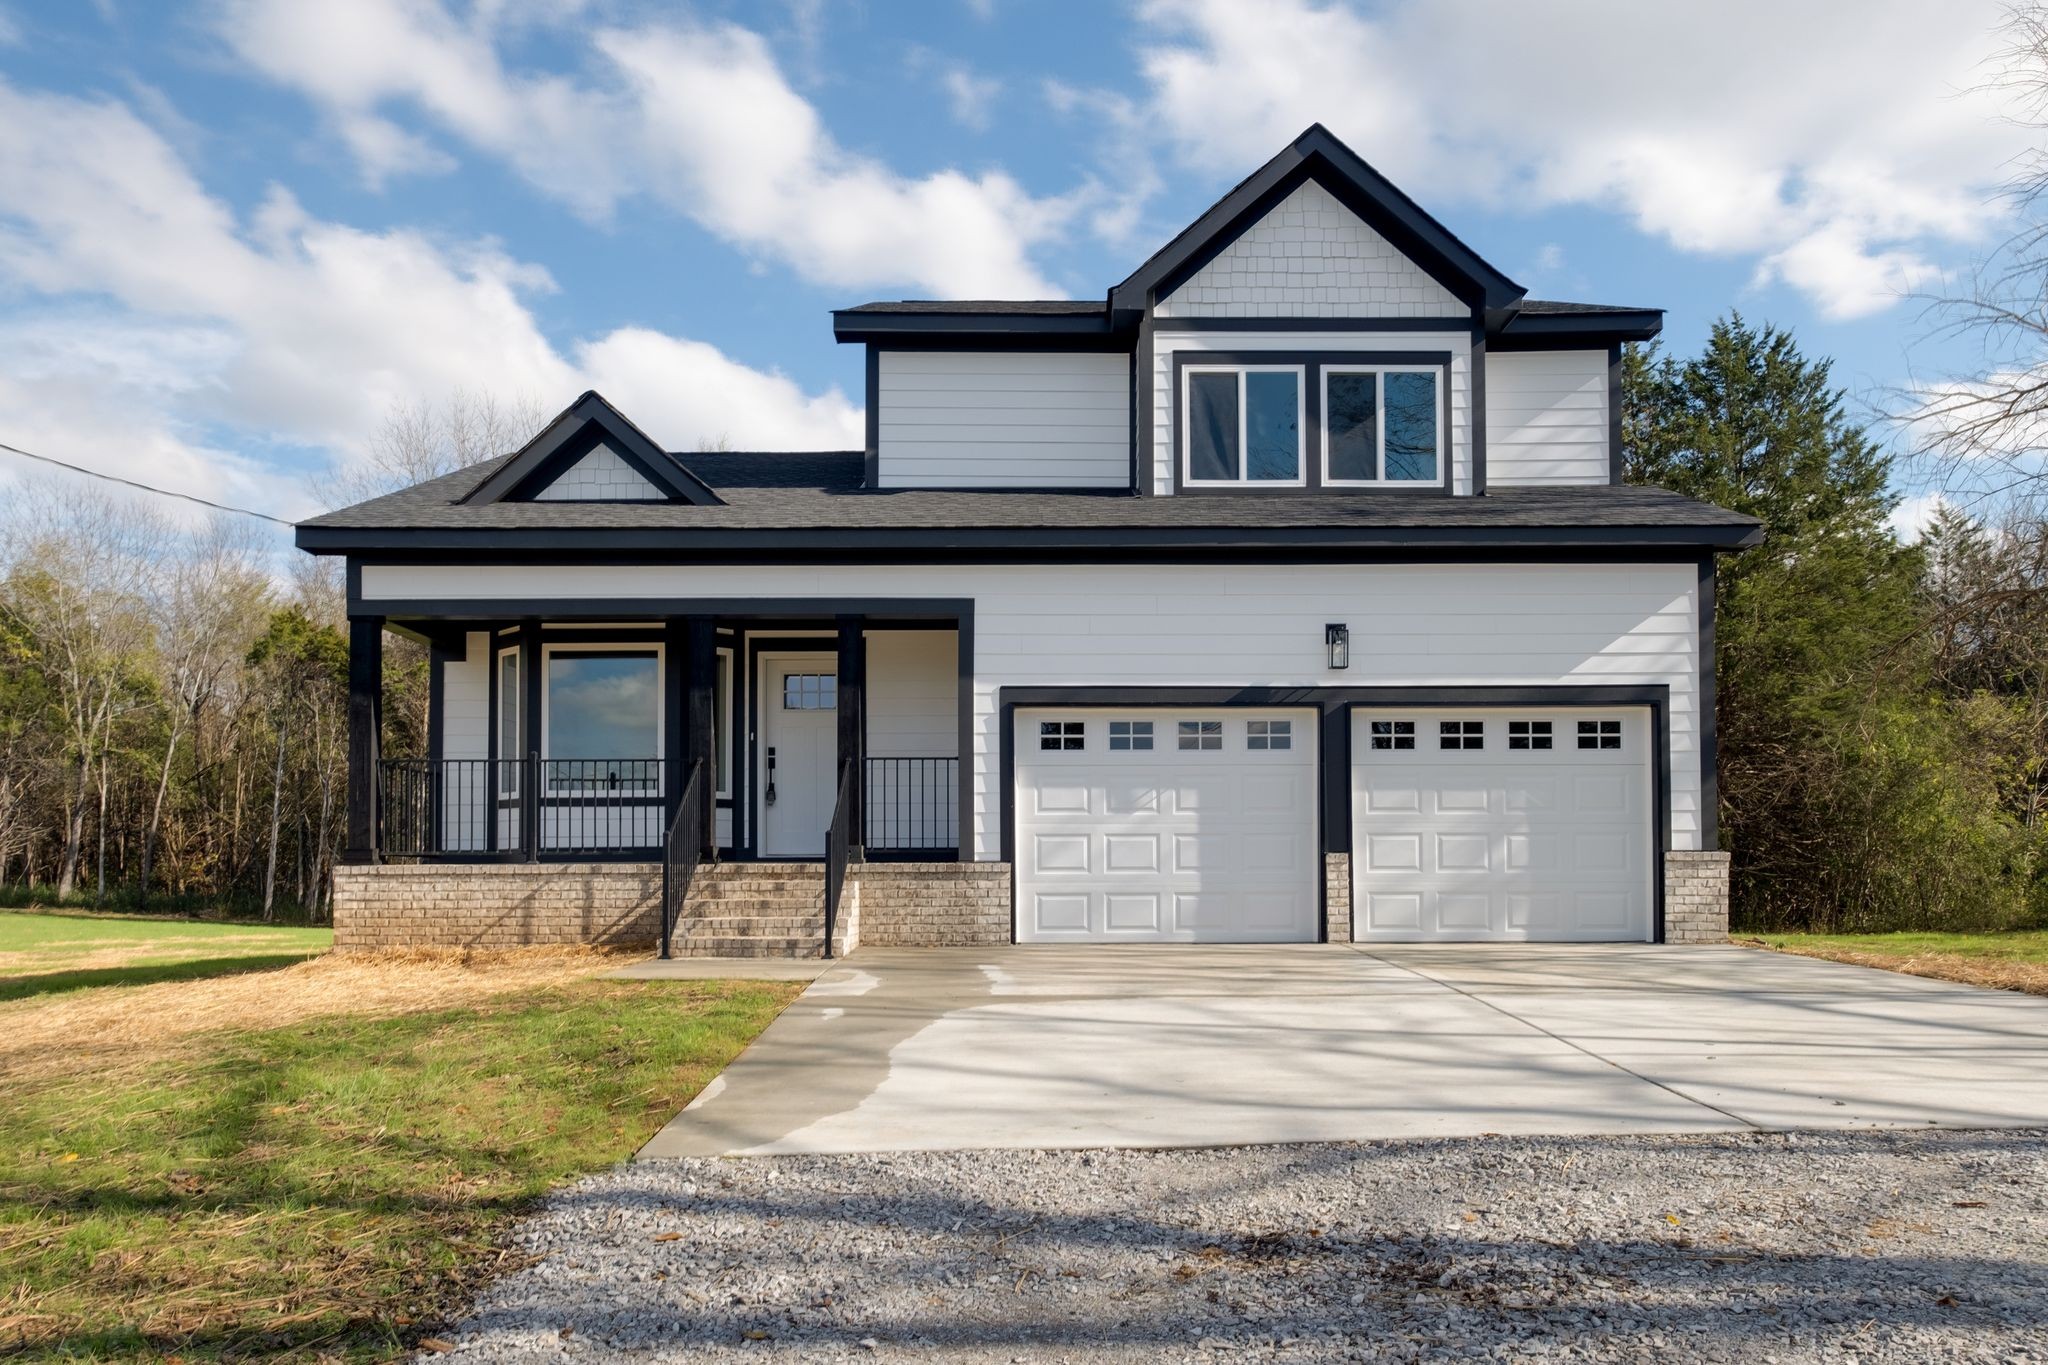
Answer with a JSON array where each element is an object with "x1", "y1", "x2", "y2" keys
[{"x1": 298, "y1": 125, "x2": 1757, "y2": 956}]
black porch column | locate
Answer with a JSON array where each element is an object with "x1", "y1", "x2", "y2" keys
[
  {"x1": 836, "y1": 615, "x2": 866, "y2": 857},
  {"x1": 342, "y1": 615, "x2": 384, "y2": 864},
  {"x1": 519, "y1": 618, "x2": 541, "y2": 860},
  {"x1": 684, "y1": 616, "x2": 716, "y2": 852}
]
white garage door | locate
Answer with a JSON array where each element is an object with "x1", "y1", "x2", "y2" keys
[
  {"x1": 1015, "y1": 708, "x2": 1319, "y2": 943},
  {"x1": 1351, "y1": 707, "x2": 1653, "y2": 942}
]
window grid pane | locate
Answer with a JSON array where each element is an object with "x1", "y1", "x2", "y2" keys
[
  {"x1": 1187, "y1": 371, "x2": 1238, "y2": 482},
  {"x1": 1508, "y1": 720, "x2": 1554, "y2": 751},
  {"x1": 1039, "y1": 720, "x2": 1085, "y2": 751},
  {"x1": 1383, "y1": 371, "x2": 1439, "y2": 481},
  {"x1": 1108, "y1": 720, "x2": 1154, "y2": 752},
  {"x1": 1578, "y1": 719, "x2": 1623, "y2": 751},
  {"x1": 1439, "y1": 719, "x2": 1484, "y2": 751},
  {"x1": 1247, "y1": 719, "x2": 1293, "y2": 751},
  {"x1": 1244, "y1": 372, "x2": 1300, "y2": 481},
  {"x1": 1326, "y1": 371, "x2": 1379, "y2": 481},
  {"x1": 1178, "y1": 720, "x2": 1223, "y2": 751},
  {"x1": 1369, "y1": 719, "x2": 1415, "y2": 751},
  {"x1": 783, "y1": 673, "x2": 836, "y2": 710}
]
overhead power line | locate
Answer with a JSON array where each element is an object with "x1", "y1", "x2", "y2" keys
[{"x1": 0, "y1": 439, "x2": 295, "y2": 526}]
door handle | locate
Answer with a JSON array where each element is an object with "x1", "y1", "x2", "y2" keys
[{"x1": 765, "y1": 746, "x2": 777, "y2": 806}]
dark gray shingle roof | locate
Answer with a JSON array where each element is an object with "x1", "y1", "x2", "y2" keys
[{"x1": 298, "y1": 450, "x2": 1755, "y2": 540}]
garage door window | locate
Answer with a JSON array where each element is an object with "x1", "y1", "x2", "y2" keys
[
  {"x1": 1108, "y1": 720, "x2": 1153, "y2": 751},
  {"x1": 1508, "y1": 720, "x2": 1553, "y2": 751},
  {"x1": 1578, "y1": 719, "x2": 1622, "y2": 751},
  {"x1": 1439, "y1": 719, "x2": 1484, "y2": 750},
  {"x1": 1247, "y1": 719, "x2": 1292, "y2": 750},
  {"x1": 1039, "y1": 720, "x2": 1085, "y2": 751},
  {"x1": 1369, "y1": 719, "x2": 1415, "y2": 750},
  {"x1": 1178, "y1": 720, "x2": 1222, "y2": 751}
]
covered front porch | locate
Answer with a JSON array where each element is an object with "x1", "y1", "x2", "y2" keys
[{"x1": 340, "y1": 604, "x2": 972, "y2": 955}]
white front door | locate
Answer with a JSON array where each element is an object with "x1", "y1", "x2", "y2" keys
[
  {"x1": 1014, "y1": 707, "x2": 1319, "y2": 943},
  {"x1": 758, "y1": 654, "x2": 837, "y2": 857},
  {"x1": 1351, "y1": 707, "x2": 1654, "y2": 942}
]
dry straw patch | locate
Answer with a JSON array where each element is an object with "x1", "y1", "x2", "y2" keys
[
  {"x1": 1760, "y1": 942, "x2": 2048, "y2": 998},
  {"x1": 0, "y1": 945, "x2": 636, "y2": 1083},
  {"x1": 0, "y1": 931, "x2": 308, "y2": 975}
]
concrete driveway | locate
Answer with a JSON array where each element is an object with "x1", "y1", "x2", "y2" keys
[{"x1": 639, "y1": 943, "x2": 2048, "y2": 1157}]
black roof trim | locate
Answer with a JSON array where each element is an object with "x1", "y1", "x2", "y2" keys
[
  {"x1": 1110, "y1": 124, "x2": 1524, "y2": 316},
  {"x1": 1495, "y1": 304, "x2": 1663, "y2": 345},
  {"x1": 300, "y1": 522, "x2": 1761, "y2": 556},
  {"x1": 460, "y1": 391, "x2": 723, "y2": 507},
  {"x1": 833, "y1": 304, "x2": 1117, "y2": 342}
]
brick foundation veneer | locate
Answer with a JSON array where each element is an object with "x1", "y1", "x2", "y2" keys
[
  {"x1": 1663, "y1": 851, "x2": 1731, "y2": 944},
  {"x1": 853, "y1": 861, "x2": 1012, "y2": 947},
  {"x1": 1324, "y1": 852, "x2": 1352, "y2": 943},
  {"x1": 332, "y1": 862, "x2": 660, "y2": 950}
]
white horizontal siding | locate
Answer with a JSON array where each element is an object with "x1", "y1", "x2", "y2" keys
[
  {"x1": 439, "y1": 631, "x2": 491, "y2": 852},
  {"x1": 1151, "y1": 330, "x2": 1474, "y2": 495},
  {"x1": 366, "y1": 562, "x2": 1702, "y2": 864},
  {"x1": 866, "y1": 631, "x2": 956, "y2": 758},
  {"x1": 1485, "y1": 350, "x2": 1611, "y2": 486},
  {"x1": 878, "y1": 350, "x2": 1130, "y2": 488}
]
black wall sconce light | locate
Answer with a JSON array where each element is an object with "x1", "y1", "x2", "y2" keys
[{"x1": 1325, "y1": 622, "x2": 1350, "y2": 670}]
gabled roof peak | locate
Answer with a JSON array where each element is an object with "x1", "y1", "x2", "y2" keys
[
  {"x1": 460, "y1": 390, "x2": 723, "y2": 507},
  {"x1": 1110, "y1": 123, "x2": 1523, "y2": 318}
]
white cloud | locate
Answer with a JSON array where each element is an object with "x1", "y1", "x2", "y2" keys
[
  {"x1": 940, "y1": 65, "x2": 1002, "y2": 131},
  {"x1": 1125, "y1": 0, "x2": 2028, "y2": 319},
  {"x1": 0, "y1": 77, "x2": 861, "y2": 523},
  {"x1": 337, "y1": 112, "x2": 458, "y2": 188},
  {"x1": 218, "y1": 0, "x2": 1072, "y2": 296}
]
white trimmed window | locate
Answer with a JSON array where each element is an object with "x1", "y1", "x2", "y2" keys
[
  {"x1": 1178, "y1": 720, "x2": 1224, "y2": 751},
  {"x1": 1247, "y1": 719, "x2": 1292, "y2": 751},
  {"x1": 1039, "y1": 720, "x2": 1085, "y2": 751},
  {"x1": 1109, "y1": 720, "x2": 1154, "y2": 751},
  {"x1": 1322, "y1": 366, "x2": 1442, "y2": 485},
  {"x1": 1182, "y1": 365, "x2": 1306, "y2": 486}
]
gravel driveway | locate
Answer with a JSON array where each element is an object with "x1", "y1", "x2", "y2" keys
[{"x1": 433, "y1": 1129, "x2": 2048, "y2": 1363}]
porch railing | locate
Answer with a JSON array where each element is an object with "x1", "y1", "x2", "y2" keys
[
  {"x1": 823, "y1": 757, "x2": 856, "y2": 960},
  {"x1": 864, "y1": 756, "x2": 959, "y2": 856},
  {"x1": 659, "y1": 758, "x2": 710, "y2": 960},
  {"x1": 375, "y1": 756, "x2": 665, "y2": 858}
]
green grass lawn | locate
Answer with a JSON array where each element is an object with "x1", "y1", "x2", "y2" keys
[
  {"x1": 0, "y1": 909, "x2": 331, "y2": 1001},
  {"x1": 1755, "y1": 929, "x2": 2048, "y2": 962},
  {"x1": 0, "y1": 973, "x2": 800, "y2": 1359},
  {"x1": 1753, "y1": 929, "x2": 2048, "y2": 995}
]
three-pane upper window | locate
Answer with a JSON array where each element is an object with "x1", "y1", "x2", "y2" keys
[
  {"x1": 1324, "y1": 368, "x2": 1441, "y2": 485},
  {"x1": 1184, "y1": 366, "x2": 1306, "y2": 486}
]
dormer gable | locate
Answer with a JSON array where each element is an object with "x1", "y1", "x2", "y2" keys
[
  {"x1": 1155, "y1": 179, "x2": 1464, "y2": 319},
  {"x1": 461, "y1": 390, "x2": 722, "y2": 506},
  {"x1": 1109, "y1": 124, "x2": 1523, "y2": 323}
]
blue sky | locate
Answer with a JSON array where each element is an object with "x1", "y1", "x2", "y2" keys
[{"x1": 0, "y1": 0, "x2": 2032, "y2": 538}]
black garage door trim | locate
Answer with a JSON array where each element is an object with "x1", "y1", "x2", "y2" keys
[{"x1": 996, "y1": 684, "x2": 1672, "y2": 943}]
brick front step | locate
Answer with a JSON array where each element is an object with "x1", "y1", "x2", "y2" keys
[
  {"x1": 676, "y1": 915, "x2": 821, "y2": 934},
  {"x1": 672, "y1": 934, "x2": 826, "y2": 958}
]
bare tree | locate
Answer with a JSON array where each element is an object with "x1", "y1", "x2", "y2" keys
[
  {"x1": 137, "y1": 517, "x2": 271, "y2": 903},
  {"x1": 324, "y1": 388, "x2": 546, "y2": 509},
  {"x1": 0, "y1": 482, "x2": 165, "y2": 898},
  {"x1": 1894, "y1": 4, "x2": 2048, "y2": 509}
]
